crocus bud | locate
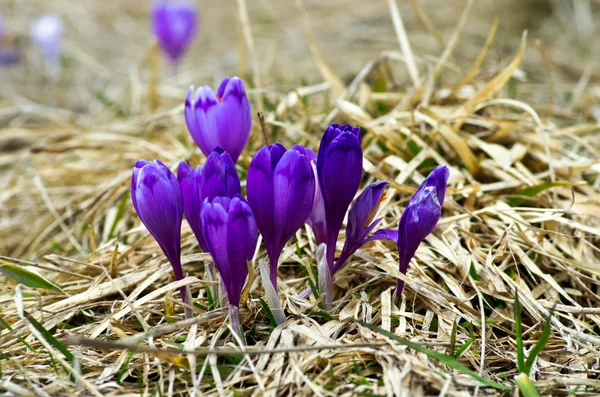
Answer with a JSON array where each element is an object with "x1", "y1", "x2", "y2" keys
[
  {"x1": 185, "y1": 77, "x2": 252, "y2": 163},
  {"x1": 247, "y1": 143, "x2": 316, "y2": 290},
  {"x1": 132, "y1": 160, "x2": 192, "y2": 317},
  {"x1": 396, "y1": 165, "x2": 450, "y2": 297},
  {"x1": 316, "y1": 124, "x2": 363, "y2": 266},
  {"x1": 201, "y1": 195, "x2": 257, "y2": 336},
  {"x1": 30, "y1": 14, "x2": 63, "y2": 79},
  {"x1": 333, "y1": 181, "x2": 395, "y2": 273},
  {"x1": 151, "y1": 0, "x2": 198, "y2": 64},
  {"x1": 178, "y1": 148, "x2": 240, "y2": 250}
]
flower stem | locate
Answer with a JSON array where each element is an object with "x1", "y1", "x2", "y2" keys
[
  {"x1": 259, "y1": 258, "x2": 286, "y2": 325},
  {"x1": 395, "y1": 279, "x2": 405, "y2": 300},
  {"x1": 179, "y1": 286, "x2": 193, "y2": 319},
  {"x1": 229, "y1": 305, "x2": 242, "y2": 340},
  {"x1": 269, "y1": 252, "x2": 280, "y2": 292}
]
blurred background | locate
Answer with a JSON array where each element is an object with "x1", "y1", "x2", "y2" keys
[{"x1": 0, "y1": 0, "x2": 598, "y2": 111}]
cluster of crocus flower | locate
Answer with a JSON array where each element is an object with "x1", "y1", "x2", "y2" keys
[{"x1": 131, "y1": 74, "x2": 450, "y2": 335}]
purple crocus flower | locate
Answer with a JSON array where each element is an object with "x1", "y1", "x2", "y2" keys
[
  {"x1": 316, "y1": 124, "x2": 363, "y2": 267},
  {"x1": 396, "y1": 165, "x2": 450, "y2": 298},
  {"x1": 177, "y1": 148, "x2": 241, "y2": 250},
  {"x1": 332, "y1": 181, "x2": 395, "y2": 273},
  {"x1": 151, "y1": 0, "x2": 198, "y2": 64},
  {"x1": 201, "y1": 195, "x2": 258, "y2": 336},
  {"x1": 247, "y1": 143, "x2": 316, "y2": 290},
  {"x1": 185, "y1": 77, "x2": 252, "y2": 163},
  {"x1": 30, "y1": 14, "x2": 63, "y2": 79},
  {"x1": 131, "y1": 160, "x2": 191, "y2": 317}
]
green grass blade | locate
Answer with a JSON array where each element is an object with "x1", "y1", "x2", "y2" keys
[
  {"x1": 0, "y1": 263, "x2": 60, "y2": 290},
  {"x1": 515, "y1": 290, "x2": 525, "y2": 373},
  {"x1": 358, "y1": 321, "x2": 511, "y2": 391},
  {"x1": 259, "y1": 297, "x2": 278, "y2": 328},
  {"x1": 523, "y1": 312, "x2": 552, "y2": 376},
  {"x1": 24, "y1": 311, "x2": 88, "y2": 373},
  {"x1": 449, "y1": 319, "x2": 458, "y2": 356},
  {"x1": 454, "y1": 337, "x2": 474, "y2": 359},
  {"x1": 0, "y1": 317, "x2": 38, "y2": 352}
]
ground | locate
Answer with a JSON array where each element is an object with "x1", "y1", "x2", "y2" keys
[{"x1": 1, "y1": 0, "x2": 600, "y2": 396}]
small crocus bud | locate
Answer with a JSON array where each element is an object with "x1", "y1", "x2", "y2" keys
[
  {"x1": 201, "y1": 195, "x2": 257, "y2": 337},
  {"x1": 185, "y1": 77, "x2": 252, "y2": 163},
  {"x1": 396, "y1": 165, "x2": 450, "y2": 298},
  {"x1": 316, "y1": 124, "x2": 363, "y2": 266},
  {"x1": 151, "y1": 0, "x2": 198, "y2": 64},
  {"x1": 247, "y1": 143, "x2": 316, "y2": 290},
  {"x1": 30, "y1": 14, "x2": 63, "y2": 79},
  {"x1": 131, "y1": 160, "x2": 192, "y2": 317},
  {"x1": 333, "y1": 181, "x2": 395, "y2": 273}
]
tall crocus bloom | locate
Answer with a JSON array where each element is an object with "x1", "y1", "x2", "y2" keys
[
  {"x1": 185, "y1": 77, "x2": 252, "y2": 163},
  {"x1": 396, "y1": 165, "x2": 450, "y2": 298},
  {"x1": 333, "y1": 181, "x2": 396, "y2": 273},
  {"x1": 247, "y1": 143, "x2": 316, "y2": 290},
  {"x1": 316, "y1": 124, "x2": 363, "y2": 267},
  {"x1": 131, "y1": 160, "x2": 192, "y2": 317},
  {"x1": 201, "y1": 195, "x2": 258, "y2": 337},
  {"x1": 177, "y1": 149, "x2": 240, "y2": 250},
  {"x1": 30, "y1": 14, "x2": 63, "y2": 79},
  {"x1": 151, "y1": 0, "x2": 198, "y2": 64}
]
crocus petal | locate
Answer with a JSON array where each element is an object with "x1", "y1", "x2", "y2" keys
[
  {"x1": 187, "y1": 86, "x2": 220, "y2": 157},
  {"x1": 307, "y1": 161, "x2": 327, "y2": 245},
  {"x1": 185, "y1": 77, "x2": 252, "y2": 163},
  {"x1": 151, "y1": 0, "x2": 198, "y2": 63},
  {"x1": 396, "y1": 165, "x2": 449, "y2": 296},
  {"x1": 201, "y1": 197, "x2": 230, "y2": 274},
  {"x1": 368, "y1": 229, "x2": 398, "y2": 242},
  {"x1": 247, "y1": 145, "x2": 276, "y2": 248},
  {"x1": 131, "y1": 160, "x2": 184, "y2": 279},
  {"x1": 215, "y1": 77, "x2": 252, "y2": 162},
  {"x1": 346, "y1": 181, "x2": 388, "y2": 245},
  {"x1": 272, "y1": 148, "x2": 315, "y2": 255},
  {"x1": 201, "y1": 195, "x2": 257, "y2": 307},
  {"x1": 177, "y1": 161, "x2": 205, "y2": 249},
  {"x1": 201, "y1": 149, "x2": 241, "y2": 201},
  {"x1": 317, "y1": 124, "x2": 363, "y2": 265}
]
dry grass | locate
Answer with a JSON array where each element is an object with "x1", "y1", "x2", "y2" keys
[{"x1": 2, "y1": 1, "x2": 600, "y2": 396}]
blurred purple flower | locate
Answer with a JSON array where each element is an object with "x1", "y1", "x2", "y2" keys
[
  {"x1": 151, "y1": 0, "x2": 198, "y2": 64},
  {"x1": 185, "y1": 77, "x2": 252, "y2": 163},
  {"x1": 177, "y1": 148, "x2": 241, "y2": 250},
  {"x1": 332, "y1": 181, "x2": 395, "y2": 273},
  {"x1": 0, "y1": 47, "x2": 20, "y2": 66},
  {"x1": 396, "y1": 165, "x2": 450, "y2": 298},
  {"x1": 247, "y1": 143, "x2": 315, "y2": 290},
  {"x1": 30, "y1": 14, "x2": 63, "y2": 79},
  {"x1": 316, "y1": 124, "x2": 363, "y2": 267},
  {"x1": 131, "y1": 160, "x2": 191, "y2": 316},
  {"x1": 201, "y1": 195, "x2": 257, "y2": 335},
  {"x1": 0, "y1": 14, "x2": 5, "y2": 42}
]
